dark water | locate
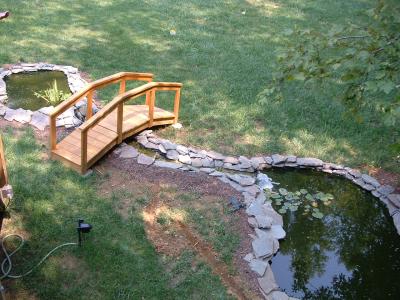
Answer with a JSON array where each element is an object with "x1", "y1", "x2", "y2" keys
[
  {"x1": 264, "y1": 168, "x2": 400, "y2": 300},
  {"x1": 5, "y1": 71, "x2": 70, "y2": 111}
]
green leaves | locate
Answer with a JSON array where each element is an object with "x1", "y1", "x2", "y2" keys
[{"x1": 263, "y1": 0, "x2": 400, "y2": 127}]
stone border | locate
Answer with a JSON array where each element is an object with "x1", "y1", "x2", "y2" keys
[
  {"x1": 112, "y1": 130, "x2": 400, "y2": 300},
  {"x1": 0, "y1": 63, "x2": 99, "y2": 130}
]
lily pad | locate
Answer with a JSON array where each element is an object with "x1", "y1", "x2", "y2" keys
[
  {"x1": 300, "y1": 189, "x2": 308, "y2": 194},
  {"x1": 306, "y1": 194, "x2": 314, "y2": 201},
  {"x1": 312, "y1": 212, "x2": 324, "y2": 219},
  {"x1": 279, "y1": 188, "x2": 288, "y2": 196},
  {"x1": 278, "y1": 208, "x2": 287, "y2": 214}
]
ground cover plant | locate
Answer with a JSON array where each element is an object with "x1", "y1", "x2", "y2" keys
[{"x1": 1, "y1": 0, "x2": 398, "y2": 173}]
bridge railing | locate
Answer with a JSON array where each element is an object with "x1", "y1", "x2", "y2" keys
[
  {"x1": 49, "y1": 72, "x2": 154, "y2": 151},
  {"x1": 78, "y1": 81, "x2": 182, "y2": 172}
]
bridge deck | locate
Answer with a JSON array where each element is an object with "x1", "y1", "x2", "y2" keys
[{"x1": 52, "y1": 105, "x2": 174, "y2": 172}]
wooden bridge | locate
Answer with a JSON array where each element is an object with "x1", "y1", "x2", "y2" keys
[{"x1": 49, "y1": 72, "x2": 182, "y2": 174}]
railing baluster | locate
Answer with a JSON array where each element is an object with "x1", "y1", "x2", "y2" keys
[
  {"x1": 50, "y1": 115, "x2": 57, "y2": 150},
  {"x1": 173, "y1": 88, "x2": 181, "y2": 123},
  {"x1": 86, "y1": 91, "x2": 94, "y2": 120},
  {"x1": 149, "y1": 89, "x2": 155, "y2": 127},
  {"x1": 117, "y1": 102, "x2": 124, "y2": 144},
  {"x1": 81, "y1": 129, "x2": 88, "y2": 174},
  {"x1": 119, "y1": 79, "x2": 126, "y2": 94}
]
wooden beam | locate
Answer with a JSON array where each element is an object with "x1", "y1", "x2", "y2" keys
[
  {"x1": 81, "y1": 130, "x2": 88, "y2": 174},
  {"x1": 117, "y1": 103, "x2": 124, "y2": 144},
  {"x1": 119, "y1": 80, "x2": 126, "y2": 95}
]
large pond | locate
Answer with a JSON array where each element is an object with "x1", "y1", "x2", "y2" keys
[
  {"x1": 264, "y1": 168, "x2": 400, "y2": 299},
  {"x1": 5, "y1": 71, "x2": 70, "y2": 111}
]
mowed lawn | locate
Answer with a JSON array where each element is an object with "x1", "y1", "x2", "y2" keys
[{"x1": 1, "y1": 0, "x2": 397, "y2": 173}]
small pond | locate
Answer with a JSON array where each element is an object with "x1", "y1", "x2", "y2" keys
[
  {"x1": 5, "y1": 71, "x2": 70, "y2": 111},
  {"x1": 264, "y1": 168, "x2": 400, "y2": 299}
]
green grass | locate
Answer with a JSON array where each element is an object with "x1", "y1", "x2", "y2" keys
[
  {"x1": 1, "y1": 0, "x2": 398, "y2": 172},
  {"x1": 1, "y1": 128, "x2": 232, "y2": 299}
]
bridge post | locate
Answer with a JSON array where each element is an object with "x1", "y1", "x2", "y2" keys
[
  {"x1": 149, "y1": 90, "x2": 155, "y2": 127},
  {"x1": 117, "y1": 102, "x2": 124, "y2": 144},
  {"x1": 173, "y1": 88, "x2": 181, "y2": 123},
  {"x1": 86, "y1": 91, "x2": 94, "y2": 120}
]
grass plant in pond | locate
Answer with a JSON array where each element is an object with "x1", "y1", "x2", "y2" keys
[
  {"x1": 34, "y1": 80, "x2": 71, "y2": 106},
  {"x1": 264, "y1": 168, "x2": 400, "y2": 299}
]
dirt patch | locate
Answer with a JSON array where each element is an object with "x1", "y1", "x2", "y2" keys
[{"x1": 96, "y1": 155, "x2": 263, "y2": 299}]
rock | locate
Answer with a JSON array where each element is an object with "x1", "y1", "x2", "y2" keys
[
  {"x1": 238, "y1": 156, "x2": 252, "y2": 168},
  {"x1": 206, "y1": 150, "x2": 225, "y2": 160},
  {"x1": 388, "y1": 194, "x2": 400, "y2": 208},
  {"x1": 0, "y1": 105, "x2": 6, "y2": 116},
  {"x1": 158, "y1": 143, "x2": 167, "y2": 154},
  {"x1": 250, "y1": 157, "x2": 266, "y2": 169},
  {"x1": 137, "y1": 154, "x2": 155, "y2": 165},
  {"x1": 348, "y1": 169, "x2": 362, "y2": 178},
  {"x1": 255, "y1": 215, "x2": 273, "y2": 229},
  {"x1": 224, "y1": 156, "x2": 239, "y2": 164},
  {"x1": 227, "y1": 174, "x2": 256, "y2": 186},
  {"x1": 263, "y1": 203, "x2": 284, "y2": 226},
  {"x1": 191, "y1": 158, "x2": 203, "y2": 168},
  {"x1": 257, "y1": 265, "x2": 279, "y2": 295},
  {"x1": 361, "y1": 174, "x2": 380, "y2": 188},
  {"x1": 176, "y1": 145, "x2": 189, "y2": 155},
  {"x1": 223, "y1": 163, "x2": 242, "y2": 171},
  {"x1": 242, "y1": 185, "x2": 260, "y2": 196},
  {"x1": 145, "y1": 142, "x2": 159, "y2": 150},
  {"x1": 172, "y1": 122, "x2": 183, "y2": 129},
  {"x1": 166, "y1": 150, "x2": 179, "y2": 160},
  {"x1": 243, "y1": 192, "x2": 256, "y2": 206},
  {"x1": 255, "y1": 191, "x2": 267, "y2": 204},
  {"x1": 246, "y1": 202, "x2": 264, "y2": 216},
  {"x1": 178, "y1": 154, "x2": 191, "y2": 164},
  {"x1": 148, "y1": 137, "x2": 160, "y2": 144},
  {"x1": 119, "y1": 146, "x2": 139, "y2": 158},
  {"x1": 257, "y1": 173, "x2": 273, "y2": 190},
  {"x1": 248, "y1": 217, "x2": 258, "y2": 228},
  {"x1": 29, "y1": 111, "x2": 49, "y2": 130},
  {"x1": 243, "y1": 253, "x2": 254, "y2": 263},
  {"x1": 199, "y1": 167, "x2": 214, "y2": 173},
  {"x1": 201, "y1": 157, "x2": 214, "y2": 168},
  {"x1": 154, "y1": 161, "x2": 182, "y2": 169},
  {"x1": 377, "y1": 185, "x2": 395, "y2": 196},
  {"x1": 296, "y1": 157, "x2": 323, "y2": 167},
  {"x1": 270, "y1": 225, "x2": 286, "y2": 240},
  {"x1": 214, "y1": 160, "x2": 224, "y2": 167},
  {"x1": 286, "y1": 155, "x2": 297, "y2": 163},
  {"x1": 270, "y1": 291, "x2": 289, "y2": 300},
  {"x1": 249, "y1": 259, "x2": 269, "y2": 276},
  {"x1": 209, "y1": 171, "x2": 224, "y2": 177},
  {"x1": 392, "y1": 213, "x2": 400, "y2": 235},
  {"x1": 252, "y1": 236, "x2": 274, "y2": 259},
  {"x1": 264, "y1": 156, "x2": 273, "y2": 165},
  {"x1": 362, "y1": 183, "x2": 376, "y2": 191},
  {"x1": 271, "y1": 154, "x2": 286, "y2": 165},
  {"x1": 160, "y1": 140, "x2": 176, "y2": 150},
  {"x1": 13, "y1": 108, "x2": 32, "y2": 123}
]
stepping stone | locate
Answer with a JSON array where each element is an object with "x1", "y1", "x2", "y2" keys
[
  {"x1": 30, "y1": 111, "x2": 49, "y2": 130},
  {"x1": 119, "y1": 146, "x2": 139, "y2": 159},
  {"x1": 137, "y1": 154, "x2": 155, "y2": 166}
]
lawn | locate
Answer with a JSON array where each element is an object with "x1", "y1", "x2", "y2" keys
[
  {"x1": 1, "y1": 127, "x2": 239, "y2": 299},
  {"x1": 1, "y1": 0, "x2": 398, "y2": 173}
]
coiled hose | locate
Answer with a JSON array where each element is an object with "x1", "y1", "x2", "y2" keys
[{"x1": 0, "y1": 234, "x2": 77, "y2": 300}]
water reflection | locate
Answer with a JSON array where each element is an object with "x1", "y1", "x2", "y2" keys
[{"x1": 265, "y1": 168, "x2": 400, "y2": 299}]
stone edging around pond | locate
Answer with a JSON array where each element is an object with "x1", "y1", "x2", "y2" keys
[
  {"x1": 111, "y1": 129, "x2": 400, "y2": 300},
  {"x1": 0, "y1": 63, "x2": 99, "y2": 130}
]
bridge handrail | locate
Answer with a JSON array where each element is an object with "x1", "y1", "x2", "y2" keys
[
  {"x1": 78, "y1": 81, "x2": 182, "y2": 171},
  {"x1": 49, "y1": 72, "x2": 154, "y2": 150}
]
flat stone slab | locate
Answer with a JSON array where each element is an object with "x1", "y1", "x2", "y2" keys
[
  {"x1": 137, "y1": 154, "x2": 155, "y2": 166},
  {"x1": 255, "y1": 215, "x2": 273, "y2": 229},
  {"x1": 249, "y1": 258, "x2": 269, "y2": 276},
  {"x1": 252, "y1": 236, "x2": 274, "y2": 259},
  {"x1": 297, "y1": 157, "x2": 323, "y2": 167},
  {"x1": 30, "y1": 111, "x2": 49, "y2": 130},
  {"x1": 154, "y1": 161, "x2": 182, "y2": 169},
  {"x1": 361, "y1": 174, "x2": 380, "y2": 187},
  {"x1": 227, "y1": 174, "x2": 256, "y2": 186},
  {"x1": 257, "y1": 265, "x2": 279, "y2": 295},
  {"x1": 119, "y1": 146, "x2": 139, "y2": 159}
]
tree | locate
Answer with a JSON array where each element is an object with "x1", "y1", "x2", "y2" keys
[{"x1": 260, "y1": 0, "x2": 399, "y2": 130}]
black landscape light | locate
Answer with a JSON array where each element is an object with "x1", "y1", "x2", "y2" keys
[{"x1": 77, "y1": 219, "x2": 92, "y2": 246}]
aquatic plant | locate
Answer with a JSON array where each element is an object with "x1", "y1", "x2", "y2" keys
[
  {"x1": 34, "y1": 80, "x2": 71, "y2": 105},
  {"x1": 266, "y1": 188, "x2": 334, "y2": 219}
]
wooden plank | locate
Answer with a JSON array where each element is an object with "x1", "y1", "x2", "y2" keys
[
  {"x1": 91, "y1": 124, "x2": 118, "y2": 139},
  {"x1": 52, "y1": 148, "x2": 81, "y2": 166},
  {"x1": 51, "y1": 151, "x2": 81, "y2": 172}
]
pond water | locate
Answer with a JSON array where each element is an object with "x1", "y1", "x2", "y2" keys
[
  {"x1": 264, "y1": 168, "x2": 400, "y2": 299},
  {"x1": 5, "y1": 71, "x2": 70, "y2": 111}
]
